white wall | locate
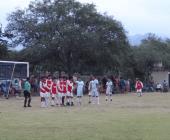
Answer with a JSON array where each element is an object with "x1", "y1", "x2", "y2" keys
[{"x1": 151, "y1": 71, "x2": 169, "y2": 85}]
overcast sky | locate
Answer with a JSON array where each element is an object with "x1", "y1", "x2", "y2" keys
[{"x1": 0, "y1": 0, "x2": 170, "y2": 37}]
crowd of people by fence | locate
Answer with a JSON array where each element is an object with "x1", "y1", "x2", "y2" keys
[{"x1": 0, "y1": 73, "x2": 169, "y2": 101}]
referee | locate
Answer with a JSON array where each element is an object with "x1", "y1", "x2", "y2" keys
[{"x1": 23, "y1": 77, "x2": 32, "y2": 107}]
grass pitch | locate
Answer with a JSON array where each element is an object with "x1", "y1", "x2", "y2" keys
[{"x1": 0, "y1": 92, "x2": 170, "y2": 140}]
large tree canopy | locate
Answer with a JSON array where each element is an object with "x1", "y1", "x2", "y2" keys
[
  {"x1": 133, "y1": 34, "x2": 170, "y2": 81},
  {"x1": 5, "y1": 0, "x2": 131, "y2": 75}
]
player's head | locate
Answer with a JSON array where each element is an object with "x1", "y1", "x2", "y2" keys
[
  {"x1": 69, "y1": 76, "x2": 73, "y2": 81},
  {"x1": 77, "y1": 76, "x2": 81, "y2": 81},
  {"x1": 108, "y1": 78, "x2": 111, "y2": 82},
  {"x1": 48, "y1": 75, "x2": 52, "y2": 79},
  {"x1": 26, "y1": 77, "x2": 30, "y2": 81}
]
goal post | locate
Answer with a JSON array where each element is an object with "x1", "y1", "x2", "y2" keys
[
  {"x1": 0, "y1": 61, "x2": 29, "y2": 97},
  {"x1": 0, "y1": 61, "x2": 29, "y2": 80}
]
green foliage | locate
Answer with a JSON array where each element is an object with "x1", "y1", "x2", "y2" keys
[
  {"x1": 5, "y1": 0, "x2": 130, "y2": 75},
  {"x1": 133, "y1": 34, "x2": 170, "y2": 81}
]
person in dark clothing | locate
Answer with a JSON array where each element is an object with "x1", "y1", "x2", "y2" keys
[{"x1": 23, "y1": 77, "x2": 31, "y2": 107}]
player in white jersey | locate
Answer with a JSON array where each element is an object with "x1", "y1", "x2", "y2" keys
[
  {"x1": 105, "y1": 78, "x2": 113, "y2": 101},
  {"x1": 88, "y1": 76, "x2": 93, "y2": 104},
  {"x1": 91, "y1": 76, "x2": 100, "y2": 105},
  {"x1": 76, "y1": 77, "x2": 84, "y2": 106}
]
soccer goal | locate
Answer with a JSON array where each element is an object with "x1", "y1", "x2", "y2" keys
[
  {"x1": 0, "y1": 61, "x2": 29, "y2": 97},
  {"x1": 0, "y1": 61, "x2": 29, "y2": 80}
]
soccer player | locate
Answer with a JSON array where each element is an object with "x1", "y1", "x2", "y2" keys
[
  {"x1": 57, "y1": 76, "x2": 67, "y2": 106},
  {"x1": 39, "y1": 76, "x2": 47, "y2": 108},
  {"x1": 62, "y1": 76, "x2": 67, "y2": 106},
  {"x1": 105, "y1": 78, "x2": 113, "y2": 101},
  {"x1": 23, "y1": 77, "x2": 31, "y2": 107},
  {"x1": 135, "y1": 78, "x2": 143, "y2": 97},
  {"x1": 51, "y1": 78, "x2": 57, "y2": 106},
  {"x1": 44, "y1": 75, "x2": 52, "y2": 107},
  {"x1": 57, "y1": 76, "x2": 63, "y2": 106},
  {"x1": 88, "y1": 76, "x2": 93, "y2": 104},
  {"x1": 91, "y1": 76, "x2": 100, "y2": 105},
  {"x1": 66, "y1": 76, "x2": 74, "y2": 106},
  {"x1": 76, "y1": 77, "x2": 84, "y2": 106}
]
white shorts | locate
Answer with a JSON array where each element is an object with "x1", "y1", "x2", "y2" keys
[
  {"x1": 67, "y1": 92, "x2": 73, "y2": 97},
  {"x1": 77, "y1": 91, "x2": 83, "y2": 97},
  {"x1": 40, "y1": 92, "x2": 50, "y2": 98},
  {"x1": 61, "y1": 93, "x2": 67, "y2": 97},
  {"x1": 51, "y1": 94, "x2": 57, "y2": 98},
  {"x1": 106, "y1": 91, "x2": 112, "y2": 95},
  {"x1": 137, "y1": 89, "x2": 142, "y2": 93},
  {"x1": 57, "y1": 93, "x2": 62, "y2": 98},
  {"x1": 91, "y1": 90, "x2": 99, "y2": 97}
]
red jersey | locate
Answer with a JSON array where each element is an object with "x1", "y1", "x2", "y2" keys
[
  {"x1": 40, "y1": 81, "x2": 46, "y2": 93},
  {"x1": 57, "y1": 80, "x2": 67, "y2": 94},
  {"x1": 45, "y1": 79, "x2": 52, "y2": 92},
  {"x1": 67, "y1": 80, "x2": 73, "y2": 93},
  {"x1": 62, "y1": 80, "x2": 67, "y2": 94},
  {"x1": 57, "y1": 80, "x2": 63, "y2": 93},
  {"x1": 51, "y1": 82, "x2": 57, "y2": 94},
  {"x1": 135, "y1": 81, "x2": 143, "y2": 90}
]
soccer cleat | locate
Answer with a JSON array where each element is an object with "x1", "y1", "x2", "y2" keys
[
  {"x1": 66, "y1": 102, "x2": 70, "y2": 106},
  {"x1": 28, "y1": 105, "x2": 32, "y2": 107},
  {"x1": 110, "y1": 99, "x2": 112, "y2": 101},
  {"x1": 24, "y1": 105, "x2": 26, "y2": 107},
  {"x1": 71, "y1": 102, "x2": 74, "y2": 106},
  {"x1": 88, "y1": 101, "x2": 91, "y2": 104},
  {"x1": 105, "y1": 99, "x2": 108, "y2": 101}
]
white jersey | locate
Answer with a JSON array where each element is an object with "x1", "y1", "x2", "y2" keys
[
  {"x1": 91, "y1": 79, "x2": 99, "y2": 91},
  {"x1": 106, "y1": 81, "x2": 113, "y2": 94},
  {"x1": 76, "y1": 81, "x2": 84, "y2": 96}
]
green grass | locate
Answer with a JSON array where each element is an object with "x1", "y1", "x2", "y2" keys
[{"x1": 1, "y1": 92, "x2": 170, "y2": 140}]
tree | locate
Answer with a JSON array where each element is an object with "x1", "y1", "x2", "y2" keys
[
  {"x1": 5, "y1": 0, "x2": 130, "y2": 75},
  {"x1": 132, "y1": 34, "x2": 170, "y2": 81},
  {"x1": 0, "y1": 24, "x2": 8, "y2": 59}
]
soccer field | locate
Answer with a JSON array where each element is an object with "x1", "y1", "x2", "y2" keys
[{"x1": 0, "y1": 93, "x2": 170, "y2": 140}]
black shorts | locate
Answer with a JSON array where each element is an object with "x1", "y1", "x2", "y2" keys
[{"x1": 24, "y1": 90, "x2": 31, "y2": 98}]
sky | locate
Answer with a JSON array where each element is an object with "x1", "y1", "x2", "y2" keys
[{"x1": 0, "y1": 0, "x2": 170, "y2": 37}]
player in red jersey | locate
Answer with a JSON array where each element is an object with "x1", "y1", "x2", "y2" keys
[
  {"x1": 62, "y1": 76, "x2": 67, "y2": 106},
  {"x1": 51, "y1": 78, "x2": 58, "y2": 106},
  {"x1": 39, "y1": 76, "x2": 47, "y2": 107},
  {"x1": 135, "y1": 78, "x2": 143, "y2": 97},
  {"x1": 44, "y1": 75, "x2": 52, "y2": 107},
  {"x1": 57, "y1": 76, "x2": 67, "y2": 106},
  {"x1": 66, "y1": 76, "x2": 74, "y2": 106},
  {"x1": 57, "y1": 76, "x2": 63, "y2": 106}
]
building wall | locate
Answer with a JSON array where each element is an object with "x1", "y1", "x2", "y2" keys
[{"x1": 151, "y1": 71, "x2": 169, "y2": 85}]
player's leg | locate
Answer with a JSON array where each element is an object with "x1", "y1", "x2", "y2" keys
[
  {"x1": 96, "y1": 91, "x2": 100, "y2": 105},
  {"x1": 79, "y1": 96, "x2": 82, "y2": 105},
  {"x1": 110, "y1": 93, "x2": 112, "y2": 101},
  {"x1": 41, "y1": 97, "x2": 46, "y2": 107},
  {"x1": 45, "y1": 93, "x2": 50, "y2": 107},
  {"x1": 70, "y1": 94, "x2": 74, "y2": 106},
  {"x1": 27, "y1": 92, "x2": 32, "y2": 107},
  {"x1": 88, "y1": 91, "x2": 92, "y2": 104},
  {"x1": 40, "y1": 92, "x2": 45, "y2": 107},
  {"x1": 51, "y1": 94, "x2": 55, "y2": 106},
  {"x1": 66, "y1": 93, "x2": 70, "y2": 106},
  {"x1": 105, "y1": 90, "x2": 108, "y2": 101},
  {"x1": 61, "y1": 93, "x2": 66, "y2": 106},
  {"x1": 23, "y1": 90, "x2": 27, "y2": 107},
  {"x1": 91, "y1": 91, "x2": 96, "y2": 104}
]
